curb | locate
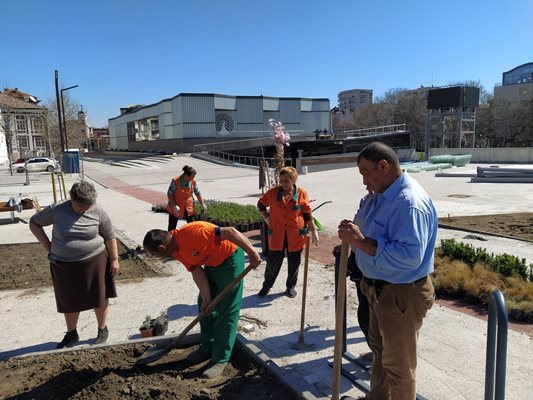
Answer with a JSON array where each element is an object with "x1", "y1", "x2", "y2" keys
[{"x1": 236, "y1": 333, "x2": 329, "y2": 400}]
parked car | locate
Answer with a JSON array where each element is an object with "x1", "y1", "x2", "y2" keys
[{"x1": 11, "y1": 157, "x2": 59, "y2": 173}]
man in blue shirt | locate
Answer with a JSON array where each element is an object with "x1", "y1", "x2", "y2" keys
[{"x1": 339, "y1": 142, "x2": 436, "y2": 400}]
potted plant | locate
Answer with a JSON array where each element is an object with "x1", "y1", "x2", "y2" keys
[
  {"x1": 139, "y1": 315, "x2": 154, "y2": 338},
  {"x1": 152, "y1": 311, "x2": 169, "y2": 336}
]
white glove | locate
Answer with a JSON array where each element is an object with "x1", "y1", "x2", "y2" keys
[
  {"x1": 173, "y1": 205, "x2": 180, "y2": 216},
  {"x1": 201, "y1": 203, "x2": 207, "y2": 211},
  {"x1": 311, "y1": 230, "x2": 319, "y2": 246}
]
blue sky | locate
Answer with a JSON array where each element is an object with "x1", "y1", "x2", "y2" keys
[{"x1": 2, "y1": 0, "x2": 532, "y2": 127}]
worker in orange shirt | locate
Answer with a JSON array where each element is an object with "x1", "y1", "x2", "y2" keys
[
  {"x1": 143, "y1": 221, "x2": 262, "y2": 379},
  {"x1": 257, "y1": 166, "x2": 319, "y2": 298},
  {"x1": 166, "y1": 165, "x2": 207, "y2": 230}
]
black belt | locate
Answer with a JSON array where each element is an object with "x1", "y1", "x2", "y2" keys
[
  {"x1": 363, "y1": 275, "x2": 427, "y2": 301},
  {"x1": 363, "y1": 275, "x2": 427, "y2": 286}
]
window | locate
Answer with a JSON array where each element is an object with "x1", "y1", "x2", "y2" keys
[
  {"x1": 18, "y1": 135, "x2": 29, "y2": 150},
  {"x1": 33, "y1": 118, "x2": 45, "y2": 134},
  {"x1": 16, "y1": 116, "x2": 27, "y2": 134},
  {"x1": 34, "y1": 136, "x2": 46, "y2": 149}
]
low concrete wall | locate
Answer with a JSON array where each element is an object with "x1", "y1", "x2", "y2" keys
[{"x1": 430, "y1": 147, "x2": 533, "y2": 163}]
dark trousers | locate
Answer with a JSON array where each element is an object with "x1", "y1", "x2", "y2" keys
[
  {"x1": 262, "y1": 235, "x2": 302, "y2": 290},
  {"x1": 167, "y1": 209, "x2": 194, "y2": 231},
  {"x1": 334, "y1": 250, "x2": 369, "y2": 345}
]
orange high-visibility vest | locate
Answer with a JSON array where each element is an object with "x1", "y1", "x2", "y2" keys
[
  {"x1": 166, "y1": 175, "x2": 196, "y2": 218},
  {"x1": 258, "y1": 185, "x2": 312, "y2": 252}
]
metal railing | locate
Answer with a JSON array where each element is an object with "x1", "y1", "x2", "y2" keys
[
  {"x1": 194, "y1": 149, "x2": 293, "y2": 168},
  {"x1": 336, "y1": 123, "x2": 407, "y2": 139},
  {"x1": 193, "y1": 130, "x2": 307, "y2": 154},
  {"x1": 485, "y1": 290, "x2": 508, "y2": 400}
]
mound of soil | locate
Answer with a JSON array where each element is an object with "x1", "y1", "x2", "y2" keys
[{"x1": 0, "y1": 344, "x2": 294, "y2": 399}]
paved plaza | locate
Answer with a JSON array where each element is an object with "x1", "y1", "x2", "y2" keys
[{"x1": 0, "y1": 154, "x2": 532, "y2": 399}]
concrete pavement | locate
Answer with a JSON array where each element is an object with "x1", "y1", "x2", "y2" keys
[{"x1": 0, "y1": 155, "x2": 532, "y2": 399}]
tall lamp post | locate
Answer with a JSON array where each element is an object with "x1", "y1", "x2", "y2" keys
[{"x1": 60, "y1": 85, "x2": 79, "y2": 152}]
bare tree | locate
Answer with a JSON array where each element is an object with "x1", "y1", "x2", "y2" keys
[{"x1": 44, "y1": 92, "x2": 84, "y2": 155}]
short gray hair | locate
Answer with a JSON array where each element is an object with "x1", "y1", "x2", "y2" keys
[{"x1": 69, "y1": 181, "x2": 97, "y2": 205}]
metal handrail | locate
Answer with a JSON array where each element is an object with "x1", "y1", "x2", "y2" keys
[
  {"x1": 193, "y1": 130, "x2": 307, "y2": 154},
  {"x1": 336, "y1": 123, "x2": 407, "y2": 139},
  {"x1": 484, "y1": 290, "x2": 508, "y2": 400},
  {"x1": 196, "y1": 148, "x2": 293, "y2": 168}
]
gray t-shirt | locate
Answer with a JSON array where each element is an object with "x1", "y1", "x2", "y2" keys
[{"x1": 30, "y1": 200, "x2": 115, "y2": 262}]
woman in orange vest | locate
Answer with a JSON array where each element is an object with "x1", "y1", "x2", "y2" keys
[
  {"x1": 256, "y1": 166, "x2": 319, "y2": 298},
  {"x1": 166, "y1": 165, "x2": 207, "y2": 230}
]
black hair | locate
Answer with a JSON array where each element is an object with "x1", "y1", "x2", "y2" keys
[
  {"x1": 182, "y1": 165, "x2": 197, "y2": 176},
  {"x1": 143, "y1": 229, "x2": 170, "y2": 253},
  {"x1": 357, "y1": 142, "x2": 400, "y2": 167}
]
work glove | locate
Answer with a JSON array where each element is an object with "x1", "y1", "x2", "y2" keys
[
  {"x1": 201, "y1": 203, "x2": 207, "y2": 212},
  {"x1": 173, "y1": 205, "x2": 180, "y2": 216},
  {"x1": 311, "y1": 230, "x2": 319, "y2": 246}
]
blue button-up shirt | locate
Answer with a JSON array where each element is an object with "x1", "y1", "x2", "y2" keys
[{"x1": 353, "y1": 172, "x2": 437, "y2": 284}]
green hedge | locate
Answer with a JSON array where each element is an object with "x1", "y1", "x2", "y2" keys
[{"x1": 440, "y1": 239, "x2": 532, "y2": 280}]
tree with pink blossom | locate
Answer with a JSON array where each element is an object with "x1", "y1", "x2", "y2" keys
[{"x1": 269, "y1": 118, "x2": 290, "y2": 184}]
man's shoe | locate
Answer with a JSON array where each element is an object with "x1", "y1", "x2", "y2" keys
[
  {"x1": 360, "y1": 351, "x2": 373, "y2": 362},
  {"x1": 257, "y1": 287, "x2": 270, "y2": 298},
  {"x1": 202, "y1": 362, "x2": 228, "y2": 379},
  {"x1": 286, "y1": 287, "x2": 297, "y2": 298},
  {"x1": 95, "y1": 326, "x2": 109, "y2": 345},
  {"x1": 57, "y1": 329, "x2": 79, "y2": 349},
  {"x1": 187, "y1": 347, "x2": 211, "y2": 365}
]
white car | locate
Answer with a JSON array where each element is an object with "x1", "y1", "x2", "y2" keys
[{"x1": 12, "y1": 157, "x2": 58, "y2": 173}]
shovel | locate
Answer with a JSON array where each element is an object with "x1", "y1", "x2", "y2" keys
[
  {"x1": 290, "y1": 236, "x2": 314, "y2": 350},
  {"x1": 135, "y1": 262, "x2": 257, "y2": 366},
  {"x1": 332, "y1": 242, "x2": 350, "y2": 400}
]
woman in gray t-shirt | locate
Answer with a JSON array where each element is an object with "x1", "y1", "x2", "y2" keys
[{"x1": 30, "y1": 181, "x2": 120, "y2": 349}]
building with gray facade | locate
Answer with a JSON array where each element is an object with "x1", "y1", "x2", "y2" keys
[
  {"x1": 108, "y1": 93, "x2": 330, "y2": 153},
  {"x1": 337, "y1": 89, "x2": 373, "y2": 111},
  {"x1": 494, "y1": 62, "x2": 533, "y2": 103}
]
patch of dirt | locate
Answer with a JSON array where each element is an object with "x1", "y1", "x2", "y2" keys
[
  {"x1": 0, "y1": 242, "x2": 169, "y2": 291},
  {"x1": 439, "y1": 212, "x2": 533, "y2": 242},
  {"x1": 0, "y1": 344, "x2": 294, "y2": 399}
]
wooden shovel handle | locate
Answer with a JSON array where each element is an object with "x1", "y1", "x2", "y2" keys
[
  {"x1": 169, "y1": 262, "x2": 257, "y2": 349},
  {"x1": 298, "y1": 236, "x2": 311, "y2": 338},
  {"x1": 332, "y1": 242, "x2": 350, "y2": 400}
]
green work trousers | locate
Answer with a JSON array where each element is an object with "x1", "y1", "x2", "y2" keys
[{"x1": 198, "y1": 247, "x2": 244, "y2": 364}]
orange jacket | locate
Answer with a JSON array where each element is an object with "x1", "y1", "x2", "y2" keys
[
  {"x1": 166, "y1": 175, "x2": 196, "y2": 218},
  {"x1": 170, "y1": 221, "x2": 237, "y2": 271},
  {"x1": 258, "y1": 185, "x2": 312, "y2": 252}
]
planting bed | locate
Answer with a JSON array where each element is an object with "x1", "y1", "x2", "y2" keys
[{"x1": 0, "y1": 343, "x2": 294, "y2": 399}]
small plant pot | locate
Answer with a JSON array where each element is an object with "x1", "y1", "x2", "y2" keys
[
  {"x1": 139, "y1": 326, "x2": 154, "y2": 338},
  {"x1": 153, "y1": 322, "x2": 168, "y2": 336}
]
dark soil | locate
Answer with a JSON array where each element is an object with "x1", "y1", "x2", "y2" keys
[
  {"x1": 438, "y1": 212, "x2": 533, "y2": 242},
  {"x1": 0, "y1": 242, "x2": 168, "y2": 291},
  {"x1": 0, "y1": 343, "x2": 294, "y2": 400}
]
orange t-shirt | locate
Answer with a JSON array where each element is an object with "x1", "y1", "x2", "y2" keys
[{"x1": 170, "y1": 221, "x2": 237, "y2": 271}]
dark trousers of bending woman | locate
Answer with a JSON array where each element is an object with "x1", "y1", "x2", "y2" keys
[
  {"x1": 168, "y1": 209, "x2": 194, "y2": 231},
  {"x1": 262, "y1": 234, "x2": 302, "y2": 292}
]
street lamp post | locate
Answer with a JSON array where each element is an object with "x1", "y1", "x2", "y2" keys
[{"x1": 60, "y1": 85, "x2": 79, "y2": 152}]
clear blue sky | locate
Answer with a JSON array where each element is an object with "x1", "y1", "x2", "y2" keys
[{"x1": 2, "y1": 0, "x2": 532, "y2": 127}]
